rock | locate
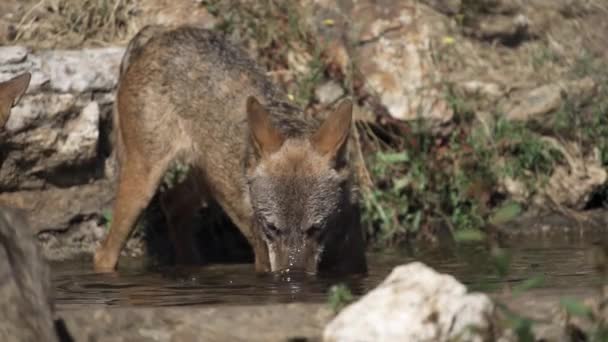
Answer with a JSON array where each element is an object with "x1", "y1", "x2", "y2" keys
[
  {"x1": 499, "y1": 137, "x2": 606, "y2": 214},
  {"x1": 306, "y1": 0, "x2": 453, "y2": 129},
  {"x1": 0, "y1": 55, "x2": 50, "y2": 94},
  {"x1": 500, "y1": 176, "x2": 530, "y2": 203},
  {"x1": 40, "y1": 218, "x2": 112, "y2": 261},
  {"x1": 58, "y1": 101, "x2": 100, "y2": 162},
  {"x1": 0, "y1": 46, "x2": 27, "y2": 65},
  {"x1": 0, "y1": 180, "x2": 115, "y2": 260},
  {"x1": 5, "y1": 93, "x2": 76, "y2": 132},
  {"x1": 503, "y1": 78, "x2": 598, "y2": 122},
  {"x1": 0, "y1": 179, "x2": 145, "y2": 261},
  {"x1": 0, "y1": 46, "x2": 122, "y2": 190},
  {"x1": 315, "y1": 81, "x2": 344, "y2": 104},
  {"x1": 539, "y1": 139, "x2": 607, "y2": 210},
  {"x1": 40, "y1": 48, "x2": 124, "y2": 93},
  {"x1": 60, "y1": 303, "x2": 332, "y2": 342},
  {"x1": 0, "y1": 46, "x2": 124, "y2": 94},
  {"x1": 504, "y1": 84, "x2": 563, "y2": 121},
  {"x1": 323, "y1": 262, "x2": 496, "y2": 342},
  {"x1": 0, "y1": 96, "x2": 105, "y2": 190},
  {"x1": 354, "y1": 2, "x2": 453, "y2": 128},
  {"x1": 458, "y1": 80, "x2": 504, "y2": 98},
  {"x1": 473, "y1": 14, "x2": 530, "y2": 45},
  {"x1": 0, "y1": 206, "x2": 59, "y2": 342}
]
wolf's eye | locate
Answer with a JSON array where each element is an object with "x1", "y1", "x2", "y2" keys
[
  {"x1": 267, "y1": 223, "x2": 279, "y2": 234},
  {"x1": 263, "y1": 222, "x2": 281, "y2": 239},
  {"x1": 305, "y1": 223, "x2": 322, "y2": 238}
]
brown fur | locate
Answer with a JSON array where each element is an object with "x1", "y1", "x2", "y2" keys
[
  {"x1": 0, "y1": 72, "x2": 31, "y2": 129},
  {"x1": 94, "y1": 25, "x2": 367, "y2": 274},
  {"x1": 0, "y1": 207, "x2": 58, "y2": 342},
  {"x1": 0, "y1": 72, "x2": 63, "y2": 341}
]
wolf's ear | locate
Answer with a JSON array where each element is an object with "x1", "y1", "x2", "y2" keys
[
  {"x1": 311, "y1": 99, "x2": 352, "y2": 160},
  {"x1": 246, "y1": 96, "x2": 285, "y2": 158},
  {"x1": 0, "y1": 72, "x2": 31, "y2": 128}
]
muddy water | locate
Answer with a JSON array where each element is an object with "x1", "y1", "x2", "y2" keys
[{"x1": 52, "y1": 236, "x2": 602, "y2": 310}]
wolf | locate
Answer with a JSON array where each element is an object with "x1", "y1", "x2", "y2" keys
[{"x1": 94, "y1": 25, "x2": 367, "y2": 274}]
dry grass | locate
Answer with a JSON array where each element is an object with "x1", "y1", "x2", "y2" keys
[{"x1": 13, "y1": 0, "x2": 140, "y2": 48}]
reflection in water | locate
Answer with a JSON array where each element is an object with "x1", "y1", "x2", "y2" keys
[{"x1": 52, "y1": 236, "x2": 601, "y2": 309}]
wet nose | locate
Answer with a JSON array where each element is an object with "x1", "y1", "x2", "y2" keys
[{"x1": 274, "y1": 243, "x2": 317, "y2": 274}]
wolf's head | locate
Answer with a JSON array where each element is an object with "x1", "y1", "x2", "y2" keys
[{"x1": 246, "y1": 97, "x2": 356, "y2": 273}]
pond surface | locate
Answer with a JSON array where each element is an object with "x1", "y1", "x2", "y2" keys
[{"x1": 52, "y1": 235, "x2": 602, "y2": 310}]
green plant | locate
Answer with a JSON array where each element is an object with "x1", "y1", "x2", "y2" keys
[
  {"x1": 327, "y1": 284, "x2": 355, "y2": 313},
  {"x1": 293, "y1": 47, "x2": 326, "y2": 106},
  {"x1": 161, "y1": 162, "x2": 190, "y2": 191},
  {"x1": 102, "y1": 209, "x2": 112, "y2": 230},
  {"x1": 361, "y1": 86, "x2": 561, "y2": 245},
  {"x1": 493, "y1": 118, "x2": 561, "y2": 184}
]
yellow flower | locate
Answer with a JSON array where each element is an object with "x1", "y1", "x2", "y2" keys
[
  {"x1": 442, "y1": 36, "x2": 455, "y2": 45},
  {"x1": 323, "y1": 19, "x2": 335, "y2": 26}
]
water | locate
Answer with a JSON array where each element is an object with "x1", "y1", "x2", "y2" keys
[{"x1": 52, "y1": 236, "x2": 602, "y2": 310}]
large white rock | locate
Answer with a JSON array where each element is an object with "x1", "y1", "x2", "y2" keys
[
  {"x1": 40, "y1": 48, "x2": 124, "y2": 93},
  {"x1": 0, "y1": 45, "x2": 124, "y2": 94},
  {"x1": 323, "y1": 262, "x2": 496, "y2": 342},
  {"x1": 307, "y1": 0, "x2": 453, "y2": 129},
  {"x1": 354, "y1": 3, "x2": 453, "y2": 128}
]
